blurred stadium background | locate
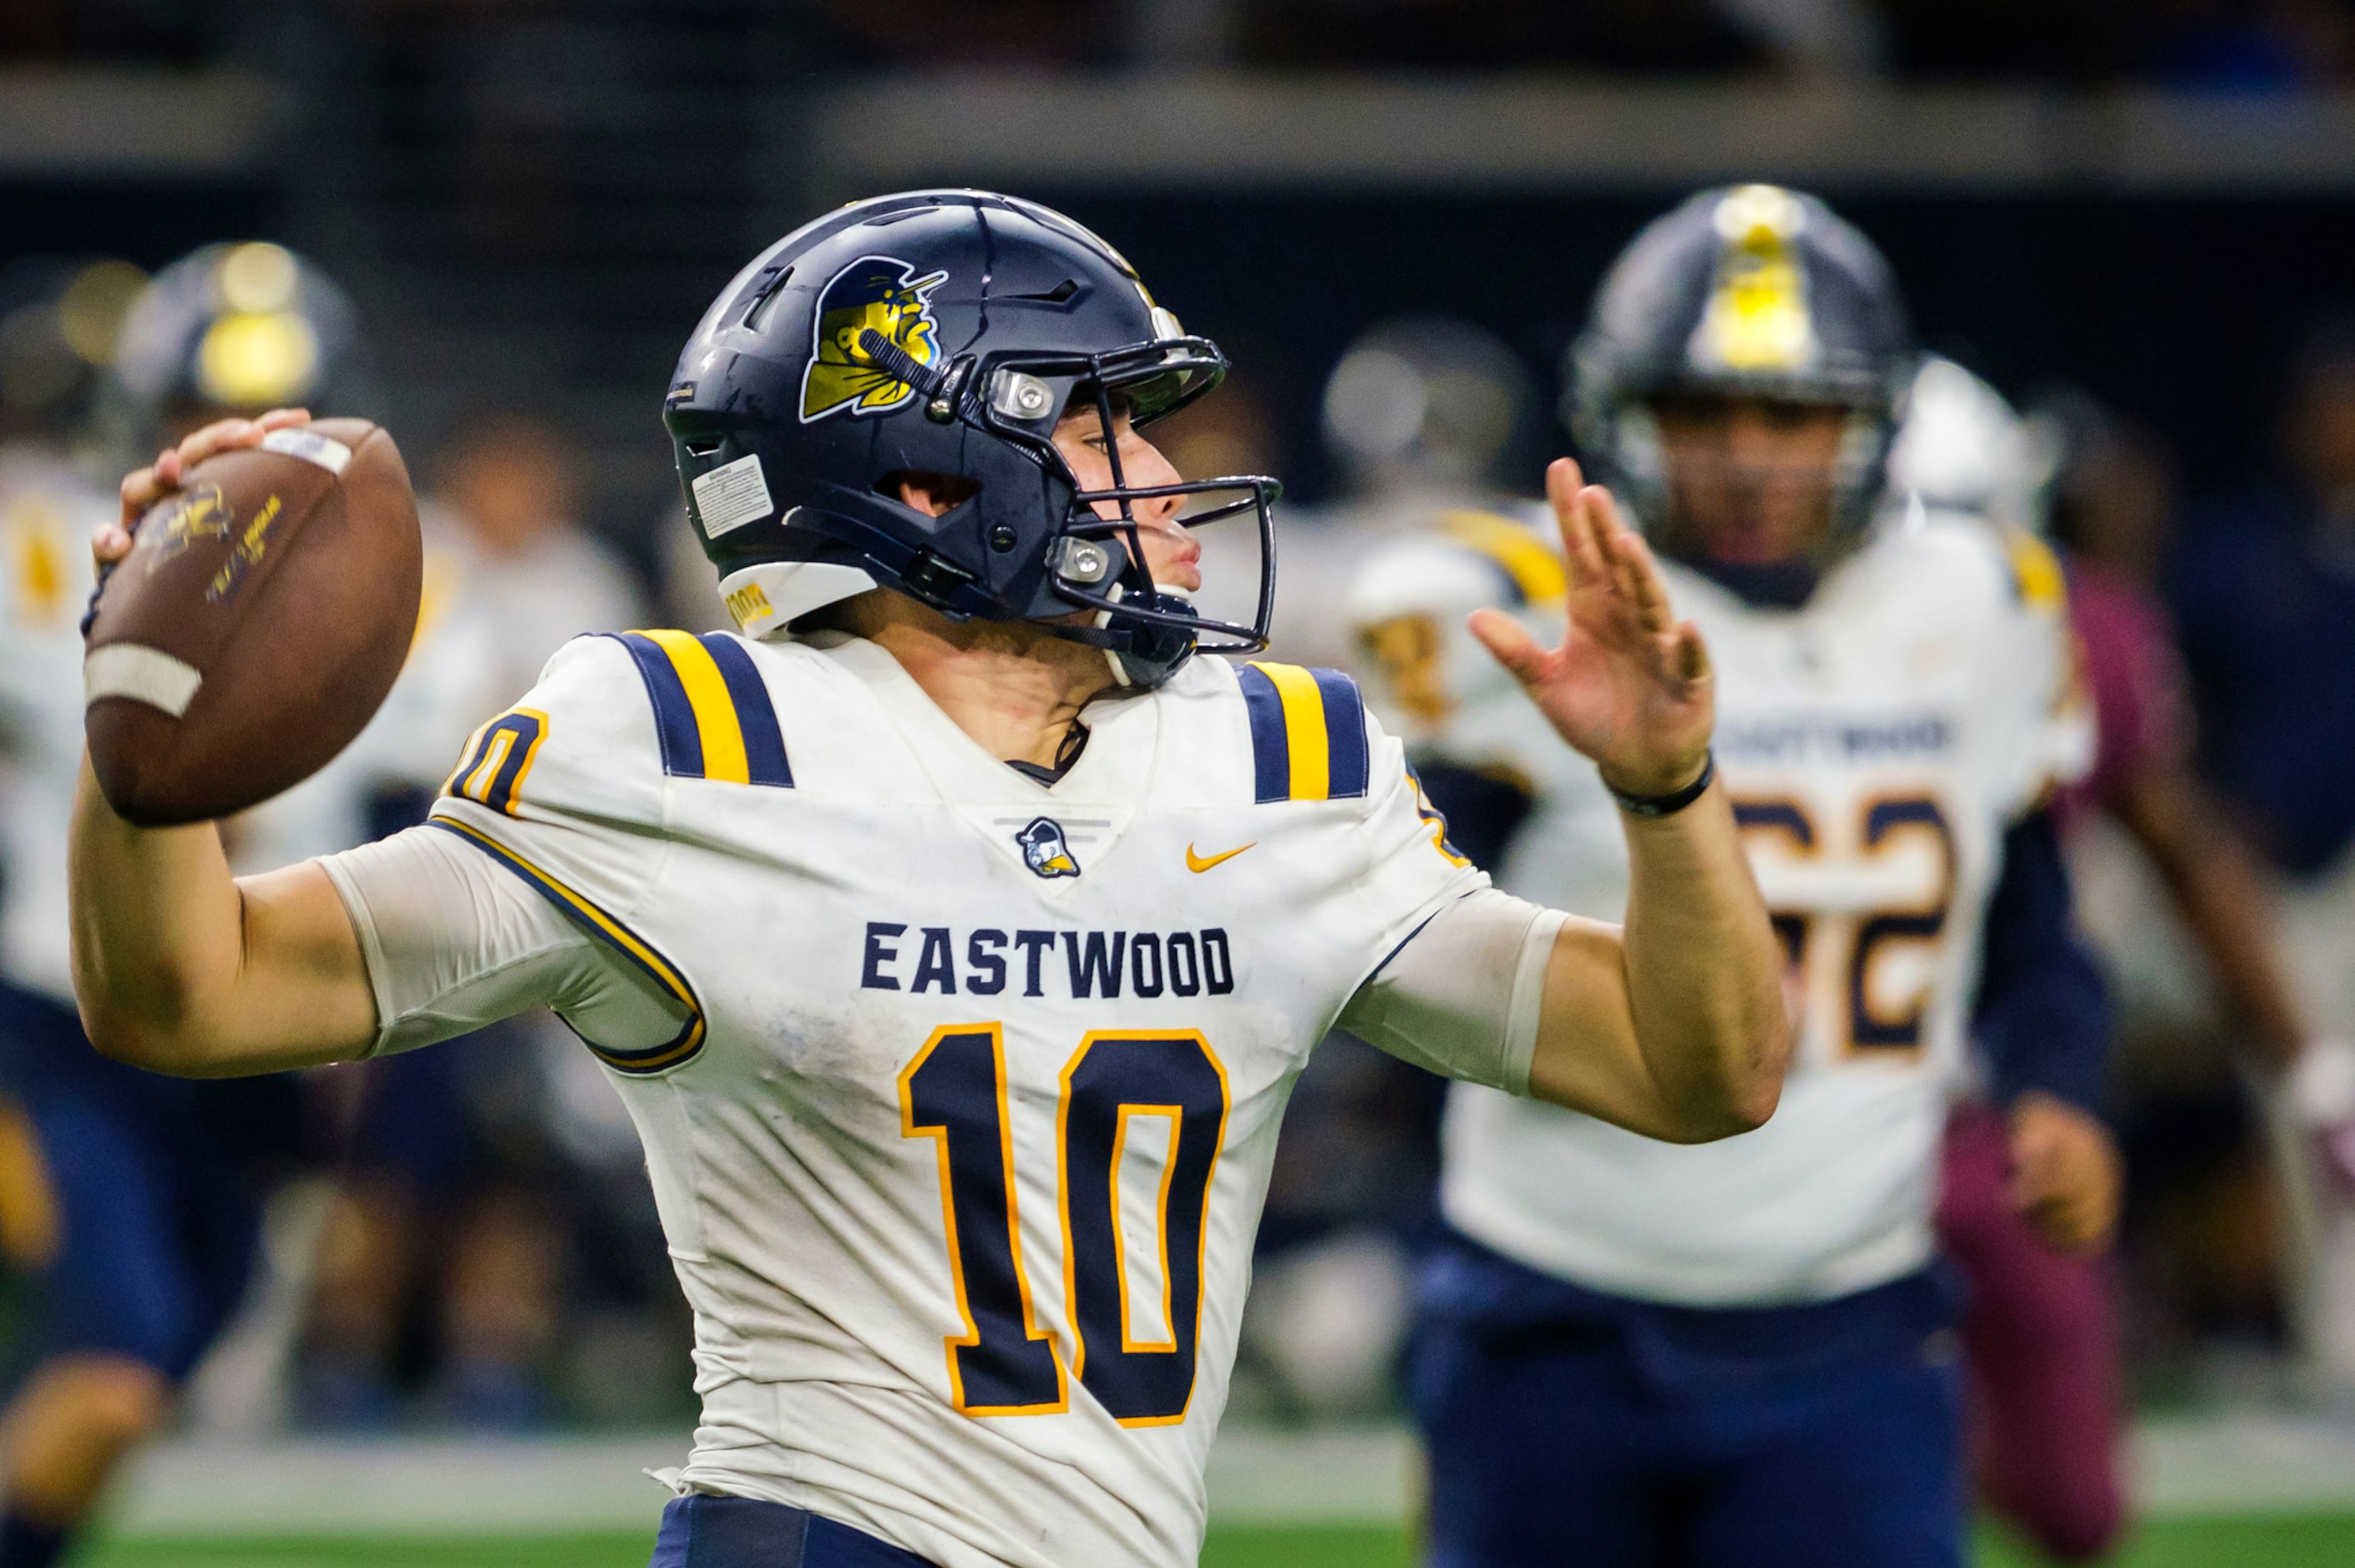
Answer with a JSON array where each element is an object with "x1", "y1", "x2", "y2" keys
[{"x1": 14, "y1": 1, "x2": 2355, "y2": 1564}]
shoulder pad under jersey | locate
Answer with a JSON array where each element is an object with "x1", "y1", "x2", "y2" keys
[{"x1": 434, "y1": 629, "x2": 797, "y2": 830}]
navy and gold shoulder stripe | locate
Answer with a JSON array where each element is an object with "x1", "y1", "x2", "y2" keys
[
  {"x1": 606, "y1": 630, "x2": 793, "y2": 787},
  {"x1": 1238, "y1": 662, "x2": 1371, "y2": 804},
  {"x1": 429, "y1": 818, "x2": 706, "y2": 1077}
]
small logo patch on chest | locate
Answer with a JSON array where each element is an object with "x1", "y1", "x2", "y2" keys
[{"x1": 1015, "y1": 816, "x2": 1081, "y2": 878}]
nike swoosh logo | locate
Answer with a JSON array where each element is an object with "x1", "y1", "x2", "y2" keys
[{"x1": 1187, "y1": 842, "x2": 1255, "y2": 873}]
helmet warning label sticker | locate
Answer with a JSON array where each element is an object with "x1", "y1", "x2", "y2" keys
[{"x1": 691, "y1": 453, "x2": 774, "y2": 539}]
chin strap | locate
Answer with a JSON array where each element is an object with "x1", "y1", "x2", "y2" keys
[{"x1": 1041, "y1": 598, "x2": 1198, "y2": 691}]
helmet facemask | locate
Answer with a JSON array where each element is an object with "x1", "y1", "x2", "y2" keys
[
  {"x1": 962, "y1": 334, "x2": 1279, "y2": 689},
  {"x1": 1626, "y1": 392, "x2": 1893, "y2": 579}
]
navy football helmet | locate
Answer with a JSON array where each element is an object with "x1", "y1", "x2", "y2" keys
[
  {"x1": 111, "y1": 242, "x2": 367, "y2": 434},
  {"x1": 664, "y1": 190, "x2": 1279, "y2": 690},
  {"x1": 1567, "y1": 185, "x2": 1913, "y2": 549}
]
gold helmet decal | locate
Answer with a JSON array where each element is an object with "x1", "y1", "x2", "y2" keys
[
  {"x1": 1689, "y1": 185, "x2": 1820, "y2": 376},
  {"x1": 798, "y1": 255, "x2": 949, "y2": 423}
]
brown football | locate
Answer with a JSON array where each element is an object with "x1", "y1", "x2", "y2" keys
[{"x1": 84, "y1": 417, "x2": 422, "y2": 827}]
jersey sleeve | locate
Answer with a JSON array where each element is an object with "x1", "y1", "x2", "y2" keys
[
  {"x1": 1979, "y1": 526, "x2": 2095, "y2": 822},
  {"x1": 419, "y1": 631, "x2": 710, "y2": 1075},
  {"x1": 317, "y1": 823, "x2": 692, "y2": 1060},
  {"x1": 1344, "y1": 694, "x2": 1496, "y2": 980},
  {"x1": 1339, "y1": 886, "x2": 1562, "y2": 1094}
]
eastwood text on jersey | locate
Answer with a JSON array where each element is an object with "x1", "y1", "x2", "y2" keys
[{"x1": 861, "y1": 923, "x2": 1236, "y2": 999}]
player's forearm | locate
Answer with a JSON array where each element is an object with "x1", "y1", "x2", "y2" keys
[
  {"x1": 1614, "y1": 783, "x2": 1789, "y2": 1138},
  {"x1": 2115, "y1": 769, "x2": 2307, "y2": 1066},
  {"x1": 68, "y1": 760, "x2": 370, "y2": 1075}
]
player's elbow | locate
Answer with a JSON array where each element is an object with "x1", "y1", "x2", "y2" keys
[
  {"x1": 1655, "y1": 1089, "x2": 1775, "y2": 1145},
  {"x1": 1719, "y1": 1008, "x2": 1794, "y2": 1135},
  {"x1": 78, "y1": 1001, "x2": 209, "y2": 1077},
  {"x1": 72, "y1": 962, "x2": 225, "y2": 1078},
  {"x1": 1659, "y1": 1015, "x2": 1789, "y2": 1143}
]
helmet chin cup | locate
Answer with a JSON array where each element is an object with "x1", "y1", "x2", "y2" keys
[
  {"x1": 1108, "y1": 594, "x2": 1203, "y2": 690},
  {"x1": 1054, "y1": 589, "x2": 1203, "y2": 691}
]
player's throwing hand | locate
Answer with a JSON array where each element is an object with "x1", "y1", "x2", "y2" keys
[
  {"x1": 1468, "y1": 458, "x2": 1714, "y2": 799},
  {"x1": 95, "y1": 407, "x2": 312, "y2": 571}
]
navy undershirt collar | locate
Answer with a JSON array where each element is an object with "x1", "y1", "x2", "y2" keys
[
  {"x1": 1005, "y1": 721, "x2": 1091, "y2": 787},
  {"x1": 1684, "y1": 555, "x2": 1820, "y2": 611}
]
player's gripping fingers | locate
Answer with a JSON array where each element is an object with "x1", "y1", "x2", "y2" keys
[
  {"x1": 116, "y1": 459, "x2": 167, "y2": 532},
  {"x1": 91, "y1": 522, "x2": 134, "y2": 569},
  {"x1": 172, "y1": 408, "x2": 302, "y2": 473},
  {"x1": 1468, "y1": 606, "x2": 1549, "y2": 686},
  {"x1": 119, "y1": 409, "x2": 311, "y2": 533}
]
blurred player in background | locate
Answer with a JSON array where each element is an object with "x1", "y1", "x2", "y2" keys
[
  {"x1": 293, "y1": 414, "x2": 646, "y2": 1429},
  {"x1": 1198, "y1": 318, "x2": 1537, "y2": 675},
  {"x1": 1883, "y1": 359, "x2": 2131, "y2": 1559},
  {"x1": 0, "y1": 243, "x2": 349, "y2": 1568},
  {"x1": 2165, "y1": 328, "x2": 2355, "y2": 1389},
  {"x1": 1350, "y1": 185, "x2": 2117, "y2": 1566},
  {"x1": 1220, "y1": 321, "x2": 1546, "y2": 1418}
]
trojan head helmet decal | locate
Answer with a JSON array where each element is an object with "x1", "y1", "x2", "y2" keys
[
  {"x1": 1689, "y1": 185, "x2": 1821, "y2": 376},
  {"x1": 799, "y1": 255, "x2": 950, "y2": 422},
  {"x1": 1015, "y1": 817, "x2": 1081, "y2": 879}
]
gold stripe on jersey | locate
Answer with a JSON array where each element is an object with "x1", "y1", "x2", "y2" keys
[
  {"x1": 1440, "y1": 510, "x2": 1567, "y2": 604},
  {"x1": 2003, "y1": 525, "x2": 2066, "y2": 612},
  {"x1": 1259, "y1": 662, "x2": 1331, "y2": 801},
  {"x1": 428, "y1": 817, "x2": 706, "y2": 1075},
  {"x1": 638, "y1": 628, "x2": 752, "y2": 785}
]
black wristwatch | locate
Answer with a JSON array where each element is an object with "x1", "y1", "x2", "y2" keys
[{"x1": 1607, "y1": 751, "x2": 1715, "y2": 818}]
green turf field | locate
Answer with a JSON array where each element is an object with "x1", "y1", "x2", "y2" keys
[{"x1": 68, "y1": 1515, "x2": 2355, "y2": 1566}]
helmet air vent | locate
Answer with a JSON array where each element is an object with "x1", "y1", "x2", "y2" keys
[
  {"x1": 738, "y1": 265, "x2": 793, "y2": 333},
  {"x1": 1008, "y1": 279, "x2": 1082, "y2": 305}
]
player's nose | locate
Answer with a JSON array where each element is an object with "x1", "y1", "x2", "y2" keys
[{"x1": 1125, "y1": 436, "x2": 1185, "y2": 524}]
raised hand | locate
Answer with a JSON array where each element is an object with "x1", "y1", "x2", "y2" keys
[{"x1": 1469, "y1": 458, "x2": 1714, "y2": 798}]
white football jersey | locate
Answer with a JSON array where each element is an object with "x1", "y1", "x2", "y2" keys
[
  {"x1": 0, "y1": 448, "x2": 109, "y2": 1004},
  {"x1": 1349, "y1": 504, "x2": 2091, "y2": 1305},
  {"x1": 408, "y1": 630, "x2": 1481, "y2": 1567}
]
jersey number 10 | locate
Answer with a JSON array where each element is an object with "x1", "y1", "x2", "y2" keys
[{"x1": 900, "y1": 1024, "x2": 1231, "y2": 1427}]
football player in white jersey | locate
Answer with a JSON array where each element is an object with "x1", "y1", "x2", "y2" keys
[
  {"x1": 68, "y1": 192, "x2": 1790, "y2": 1568},
  {"x1": 0, "y1": 247, "x2": 363, "y2": 1568},
  {"x1": 1348, "y1": 186, "x2": 2120, "y2": 1567}
]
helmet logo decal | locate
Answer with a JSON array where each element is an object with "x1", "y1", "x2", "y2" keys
[
  {"x1": 799, "y1": 255, "x2": 949, "y2": 423},
  {"x1": 195, "y1": 309, "x2": 322, "y2": 407},
  {"x1": 1015, "y1": 816, "x2": 1081, "y2": 878},
  {"x1": 1689, "y1": 185, "x2": 1820, "y2": 376}
]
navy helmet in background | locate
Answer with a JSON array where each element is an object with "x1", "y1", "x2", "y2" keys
[
  {"x1": 1321, "y1": 316, "x2": 1537, "y2": 498},
  {"x1": 662, "y1": 190, "x2": 1279, "y2": 691},
  {"x1": 0, "y1": 256, "x2": 148, "y2": 448},
  {"x1": 111, "y1": 241, "x2": 369, "y2": 438},
  {"x1": 1567, "y1": 183, "x2": 1915, "y2": 547}
]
